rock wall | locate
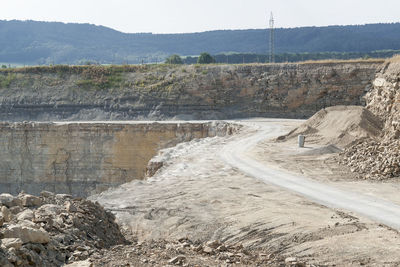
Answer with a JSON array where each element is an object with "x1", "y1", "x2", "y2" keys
[
  {"x1": 0, "y1": 121, "x2": 236, "y2": 196},
  {"x1": 366, "y1": 56, "x2": 400, "y2": 138},
  {"x1": 0, "y1": 61, "x2": 382, "y2": 121},
  {"x1": 339, "y1": 56, "x2": 400, "y2": 179}
]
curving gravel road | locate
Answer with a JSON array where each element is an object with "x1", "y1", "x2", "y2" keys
[{"x1": 220, "y1": 120, "x2": 400, "y2": 230}]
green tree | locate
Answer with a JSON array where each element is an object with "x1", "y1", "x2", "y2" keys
[
  {"x1": 197, "y1": 52, "x2": 215, "y2": 64},
  {"x1": 1, "y1": 65, "x2": 6, "y2": 69},
  {"x1": 165, "y1": 54, "x2": 183, "y2": 64}
]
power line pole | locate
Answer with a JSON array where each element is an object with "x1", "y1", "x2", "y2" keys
[{"x1": 269, "y1": 12, "x2": 275, "y2": 63}]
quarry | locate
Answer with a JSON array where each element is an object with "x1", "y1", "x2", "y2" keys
[{"x1": 2, "y1": 58, "x2": 400, "y2": 266}]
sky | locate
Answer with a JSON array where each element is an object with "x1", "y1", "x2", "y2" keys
[{"x1": 1, "y1": 0, "x2": 400, "y2": 34}]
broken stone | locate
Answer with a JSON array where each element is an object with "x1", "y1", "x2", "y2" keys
[
  {"x1": 0, "y1": 194, "x2": 21, "y2": 208},
  {"x1": 168, "y1": 255, "x2": 186, "y2": 264},
  {"x1": 203, "y1": 246, "x2": 214, "y2": 254},
  {"x1": 285, "y1": 257, "x2": 297, "y2": 263},
  {"x1": 1, "y1": 238, "x2": 23, "y2": 249},
  {"x1": 20, "y1": 194, "x2": 42, "y2": 207},
  {"x1": 9, "y1": 206, "x2": 22, "y2": 215},
  {"x1": 1, "y1": 224, "x2": 50, "y2": 244},
  {"x1": 40, "y1": 191, "x2": 54, "y2": 198},
  {"x1": 1, "y1": 206, "x2": 12, "y2": 222},
  {"x1": 205, "y1": 240, "x2": 221, "y2": 249},
  {"x1": 65, "y1": 201, "x2": 77, "y2": 212},
  {"x1": 16, "y1": 209, "x2": 34, "y2": 221},
  {"x1": 64, "y1": 259, "x2": 93, "y2": 267}
]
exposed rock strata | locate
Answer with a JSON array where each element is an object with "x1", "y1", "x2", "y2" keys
[
  {"x1": 0, "y1": 121, "x2": 237, "y2": 196},
  {"x1": 339, "y1": 57, "x2": 400, "y2": 179},
  {"x1": 0, "y1": 62, "x2": 381, "y2": 121}
]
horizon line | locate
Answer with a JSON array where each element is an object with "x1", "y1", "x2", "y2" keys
[{"x1": 1, "y1": 19, "x2": 400, "y2": 35}]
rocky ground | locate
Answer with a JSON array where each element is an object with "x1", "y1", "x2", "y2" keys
[
  {"x1": 338, "y1": 139, "x2": 400, "y2": 180},
  {"x1": 0, "y1": 191, "x2": 126, "y2": 266},
  {"x1": 0, "y1": 190, "x2": 307, "y2": 267},
  {"x1": 89, "y1": 235, "x2": 301, "y2": 267}
]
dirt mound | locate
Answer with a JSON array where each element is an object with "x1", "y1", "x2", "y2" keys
[
  {"x1": 278, "y1": 105, "x2": 383, "y2": 148},
  {"x1": 0, "y1": 192, "x2": 126, "y2": 266}
]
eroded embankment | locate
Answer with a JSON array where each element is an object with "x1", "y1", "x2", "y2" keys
[
  {"x1": 0, "y1": 61, "x2": 382, "y2": 121},
  {"x1": 0, "y1": 121, "x2": 237, "y2": 197}
]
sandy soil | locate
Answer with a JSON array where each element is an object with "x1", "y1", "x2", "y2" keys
[{"x1": 91, "y1": 119, "x2": 400, "y2": 266}]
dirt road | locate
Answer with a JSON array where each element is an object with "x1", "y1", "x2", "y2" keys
[{"x1": 221, "y1": 120, "x2": 400, "y2": 231}]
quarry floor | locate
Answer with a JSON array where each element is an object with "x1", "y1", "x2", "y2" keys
[{"x1": 92, "y1": 119, "x2": 400, "y2": 266}]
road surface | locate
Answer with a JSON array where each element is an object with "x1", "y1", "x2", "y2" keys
[{"x1": 221, "y1": 120, "x2": 400, "y2": 230}]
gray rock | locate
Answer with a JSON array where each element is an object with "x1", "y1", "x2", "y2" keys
[
  {"x1": 1, "y1": 224, "x2": 50, "y2": 244},
  {"x1": 203, "y1": 246, "x2": 214, "y2": 254},
  {"x1": 20, "y1": 194, "x2": 42, "y2": 207},
  {"x1": 168, "y1": 255, "x2": 186, "y2": 265},
  {"x1": 0, "y1": 194, "x2": 21, "y2": 208},
  {"x1": 16, "y1": 209, "x2": 34, "y2": 221},
  {"x1": 1, "y1": 206, "x2": 12, "y2": 222},
  {"x1": 64, "y1": 259, "x2": 93, "y2": 267},
  {"x1": 206, "y1": 240, "x2": 221, "y2": 249},
  {"x1": 40, "y1": 191, "x2": 54, "y2": 198},
  {"x1": 65, "y1": 201, "x2": 77, "y2": 212},
  {"x1": 8, "y1": 206, "x2": 22, "y2": 215},
  {"x1": 1, "y1": 238, "x2": 23, "y2": 249},
  {"x1": 285, "y1": 257, "x2": 297, "y2": 263}
]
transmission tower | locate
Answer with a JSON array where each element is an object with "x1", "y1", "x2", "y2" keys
[{"x1": 269, "y1": 12, "x2": 275, "y2": 63}]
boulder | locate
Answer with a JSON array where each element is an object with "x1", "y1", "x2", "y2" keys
[
  {"x1": 0, "y1": 194, "x2": 21, "y2": 208},
  {"x1": 16, "y1": 209, "x2": 34, "y2": 221},
  {"x1": 65, "y1": 201, "x2": 77, "y2": 212},
  {"x1": 20, "y1": 194, "x2": 42, "y2": 207},
  {"x1": 40, "y1": 191, "x2": 54, "y2": 198},
  {"x1": 1, "y1": 207, "x2": 12, "y2": 222},
  {"x1": 1, "y1": 238, "x2": 23, "y2": 249},
  {"x1": 1, "y1": 224, "x2": 50, "y2": 244}
]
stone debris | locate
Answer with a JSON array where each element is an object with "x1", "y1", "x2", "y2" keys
[
  {"x1": 339, "y1": 139, "x2": 400, "y2": 180},
  {"x1": 89, "y1": 236, "x2": 305, "y2": 267},
  {"x1": 0, "y1": 192, "x2": 126, "y2": 266}
]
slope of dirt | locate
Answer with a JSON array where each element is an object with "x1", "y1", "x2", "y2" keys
[{"x1": 278, "y1": 105, "x2": 383, "y2": 148}]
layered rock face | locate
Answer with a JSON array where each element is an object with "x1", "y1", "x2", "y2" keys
[
  {"x1": 366, "y1": 57, "x2": 400, "y2": 138},
  {"x1": 339, "y1": 57, "x2": 400, "y2": 179},
  {"x1": 0, "y1": 121, "x2": 236, "y2": 196},
  {"x1": 0, "y1": 61, "x2": 381, "y2": 121}
]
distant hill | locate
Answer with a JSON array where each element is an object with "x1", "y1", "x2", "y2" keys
[{"x1": 1, "y1": 20, "x2": 400, "y2": 65}]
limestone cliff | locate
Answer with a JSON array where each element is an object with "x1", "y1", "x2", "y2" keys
[
  {"x1": 0, "y1": 121, "x2": 237, "y2": 196},
  {"x1": 0, "y1": 61, "x2": 381, "y2": 121},
  {"x1": 366, "y1": 56, "x2": 400, "y2": 138},
  {"x1": 340, "y1": 56, "x2": 400, "y2": 179}
]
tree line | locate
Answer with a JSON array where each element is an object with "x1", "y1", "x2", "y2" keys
[{"x1": 1, "y1": 20, "x2": 400, "y2": 65}]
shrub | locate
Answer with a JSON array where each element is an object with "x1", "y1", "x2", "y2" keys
[
  {"x1": 165, "y1": 54, "x2": 183, "y2": 64},
  {"x1": 197, "y1": 52, "x2": 215, "y2": 64}
]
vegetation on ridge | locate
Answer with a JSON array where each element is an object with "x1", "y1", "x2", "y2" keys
[{"x1": 1, "y1": 20, "x2": 400, "y2": 65}]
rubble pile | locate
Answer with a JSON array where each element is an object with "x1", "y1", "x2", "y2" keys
[
  {"x1": 0, "y1": 191, "x2": 126, "y2": 266},
  {"x1": 89, "y1": 237, "x2": 305, "y2": 267},
  {"x1": 339, "y1": 139, "x2": 400, "y2": 180}
]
